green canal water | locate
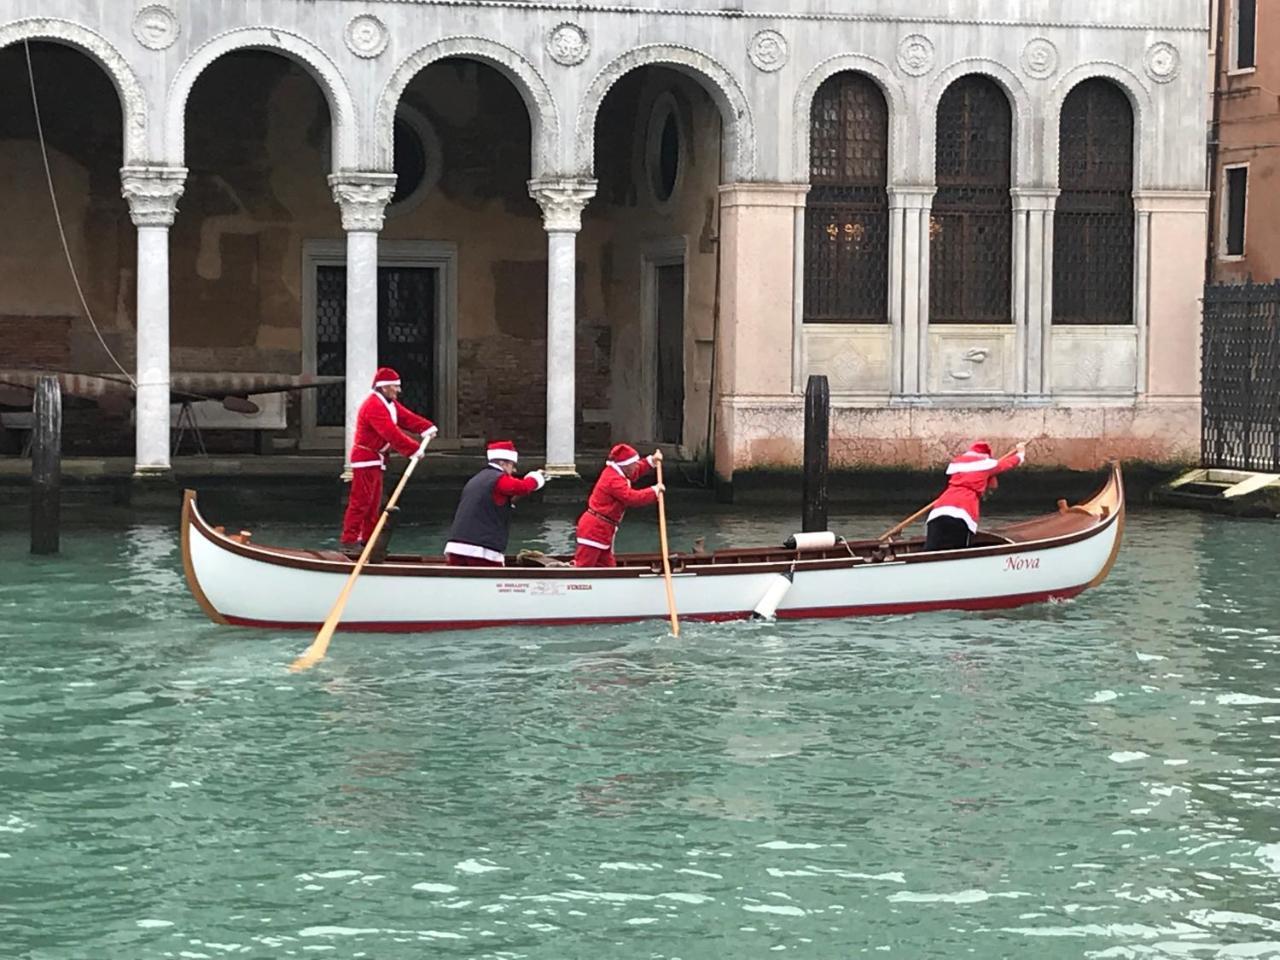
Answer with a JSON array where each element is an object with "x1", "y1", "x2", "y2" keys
[{"x1": 2, "y1": 494, "x2": 1280, "y2": 958}]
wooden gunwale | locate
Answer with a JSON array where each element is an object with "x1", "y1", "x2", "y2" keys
[{"x1": 182, "y1": 464, "x2": 1124, "y2": 583}]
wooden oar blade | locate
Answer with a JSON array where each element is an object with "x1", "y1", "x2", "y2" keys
[{"x1": 288, "y1": 622, "x2": 336, "y2": 672}]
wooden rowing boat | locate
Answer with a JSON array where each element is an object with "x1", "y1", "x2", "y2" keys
[{"x1": 181, "y1": 463, "x2": 1125, "y2": 632}]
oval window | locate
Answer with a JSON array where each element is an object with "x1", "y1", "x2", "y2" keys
[{"x1": 647, "y1": 97, "x2": 682, "y2": 206}]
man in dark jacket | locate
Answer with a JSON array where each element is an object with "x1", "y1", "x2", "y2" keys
[{"x1": 443, "y1": 441, "x2": 547, "y2": 566}]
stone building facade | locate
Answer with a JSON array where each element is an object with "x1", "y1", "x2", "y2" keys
[
  {"x1": 0, "y1": 0, "x2": 1209, "y2": 479},
  {"x1": 1211, "y1": 0, "x2": 1279, "y2": 283}
]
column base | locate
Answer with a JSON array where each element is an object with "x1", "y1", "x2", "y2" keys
[
  {"x1": 132, "y1": 465, "x2": 173, "y2": 481},
  {"x1": 544, "y1": 463, "x2": 579, "y2": 479}
]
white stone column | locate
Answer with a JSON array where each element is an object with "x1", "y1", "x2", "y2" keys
[
  {"x1": 887, "y1": 186, "x2": 935, "y2": 398},
  {"x1": 121, "y1": 165, "x2": 187, "y2": 478},
  {"x1": 1011, "y1": 188, "x2": 1058, "y2": 397},
  {"x1": 529, "y1": 178, "x2": 596, "y2": 477},
  {"x1": 329, "y1": 173, "x2": 396, "y2": 466}
]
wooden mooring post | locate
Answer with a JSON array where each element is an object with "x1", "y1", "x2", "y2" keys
[
  {"x1": 31, "y1": 375, "x2": 61, "y2": 555},
  {"x1": 802, "y1": 374, "x2": 830, "y2": 533}
]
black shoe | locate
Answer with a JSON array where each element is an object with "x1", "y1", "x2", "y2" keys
[{"x1": 341, "y1": 541, "x2": 365, "y2": 559}]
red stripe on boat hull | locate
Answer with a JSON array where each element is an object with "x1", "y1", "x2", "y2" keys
[{"x1": 221, "y1": 585, "x2": 1088, "y2": 634}]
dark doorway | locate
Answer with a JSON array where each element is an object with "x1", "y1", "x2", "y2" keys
[
  {"x1": 655, "y1": 263, "x2": 685, "y2": 445},
  {"x1": 315, "y1": 265, "x2": 438, "y2": 428}
]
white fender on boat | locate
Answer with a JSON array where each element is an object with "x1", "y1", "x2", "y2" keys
[
  {"x1": 752, "y1": 571, "x2": 795, "y2": 620},
  {"x1": 784, "y1": 531, "x2": 838, "y2": 551}
]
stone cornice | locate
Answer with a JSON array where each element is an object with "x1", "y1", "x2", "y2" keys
[{"x1": 337, "y1": 1, "x2": 1206, "y2": 33}]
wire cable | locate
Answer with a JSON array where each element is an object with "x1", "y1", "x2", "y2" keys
[{"x1": 24, "y1": 39, "x2": 136, "y2": 388}]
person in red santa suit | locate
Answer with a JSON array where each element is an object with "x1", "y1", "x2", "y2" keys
[
  {"x1": 339, "y1": 366, "x2": 437, "y2": 555},
  {"x1": 924, "y1": 439, "x2": 1027, "y2": 551},
  {"x1": 443, "y1": 440, "x2": 548, "y2": 567},
  {"x1": 573, "y1": 443, "x2": 666, "y2": 568}
]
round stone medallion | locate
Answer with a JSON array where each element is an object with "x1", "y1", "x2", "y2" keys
[
  {"x1": 1144, "y1": 41, "x2": 1180, "y2": 83},
  {"x1": 748, "y1": 29, "x2": 789, "y2": 73},
  {"x1": 133, "y1": 5, "x2": 179, "y2": 51},
  {"x1": 1021, "y1": 37, "x2": 1059, "y2": 80},
  {"x1": 547, "y1": 23, "x2": 589, "y2": 67},
  {"x1": 345, "y1": 14, "x2": 389, "y2": 59},
  {"x1": 897, "y1": 34, "x2": 935, "y2": 77}
]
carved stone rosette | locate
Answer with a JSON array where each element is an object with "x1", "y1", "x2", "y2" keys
[
  {"x1": 1144, "y1": 41, "x2": 1181, "y2": 83},
  {"x1": 529, "y1": 178, "x2": 597, "y2": 232},
  {"x1": 896, "y1": 34, "x2": 935, "y2": 77},
  {"x1": 133, "y1": 5, "x2": 179, "y2": 51},
  {"x1": 345, "y1": 14, "x2": 389, "y2": 59},
  {"x1": 328, "y1": 173, "x2": 398, "y2": 232},
  {"x1": 748, "y1": 29, "x2": 788, "y2": 72},
  {"x1": 1020, "y1": 38, "x2": 1059, "y2": 80},
  {"x1": 546, "y1": 23, "x2": 589, "y2": 67},
  {"x1": 121, "y1": 166, "x2": 188, "y2": 227}
]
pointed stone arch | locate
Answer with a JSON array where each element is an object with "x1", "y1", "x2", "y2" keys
[
  {"x1": 165, "y1": 26, "x2": 359, "y2": 171},
  {"x1": 0, "y1": 17, "x2": 149, "y2": 164}
]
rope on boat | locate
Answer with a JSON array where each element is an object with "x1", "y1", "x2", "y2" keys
[{"x1": 24, "y1": 39, "x2": 136, "y2": 389}]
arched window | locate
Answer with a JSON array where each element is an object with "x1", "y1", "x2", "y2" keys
[
  {"x1": 804, "y1": 72, "x2": 890, "y2": 323},
  {"x1": 930, "y1": 76, "x2": 1012, "y2": 324},
  {"x1": 1053, "y1": 79, "x2": 1134, "y2": 325}
]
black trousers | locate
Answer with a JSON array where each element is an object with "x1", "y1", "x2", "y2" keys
[{"x1": 924, "y1": 516, "x2": 972, "y2": 552}]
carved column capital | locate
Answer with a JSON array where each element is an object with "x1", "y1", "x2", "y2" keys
[
  {"x1": 886, "y1": 184, "x2": 937, "y2": 211},
  {"x1": 121, "y1": 165, "x2": 187, "y2": 227},
  {"x1": 529, "y1": 177, "x2": 597, "y2": 232},
  {"x1": 1011, "y1": 187, "x2": 1060, "y2": 212},
  {"x1": 328, "y1": 172, "x2": 398, "y2": 232}
]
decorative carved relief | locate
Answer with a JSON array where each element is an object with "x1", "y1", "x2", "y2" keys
[
  {"x1": 133, "y1": 5, "x2": 179, "y2": 51},
  {"x1": 345, "y1": 15, "x2": 389, "y2": 59},
  {"x1": 329, "y1": 173, "x2": 397, "y2": 232},
  {"x1": 897, "y1": 34, "x2": 935, "y2": 77},
  {"x1": 748, "y1": 29, "x2": 788, "y2": 73},
  {"x1": 803, "y1": 326, "x2": 892, "y2": 394},
  {"x1": 1144, "y1": 41, "x2": 1180, "y2": 83},
  {"x1": 1020, "y1": 38, "x2": 1059, "y2": 80},
  {"x1": 927, "y1": 329, "x2": 1016, "y2": 394},
  {"x1": 121, "y1": 166, "x2": 188, "y2": 227},
  {"x1": 1050, "y1": 329, "x2": 1138, "y2": 394},
  {"x1": 547, "y1": 23, "x2": 589, "y2": 66},
  {"x1": 529, "y1": 178, "x2": 597, "y2": 232}
]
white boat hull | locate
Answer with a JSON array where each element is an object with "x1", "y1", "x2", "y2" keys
[{"x1": 182, "y1": 467, "x2": 1125, "y2": 632}]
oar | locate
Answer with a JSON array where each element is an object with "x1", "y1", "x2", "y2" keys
[
  {"x1": 289, "y1": 451, "x2": 425, "y2": 672},
  {"x1": 877, "y1": 442, "x2": 1028, "y2": 542},
  {"x1": 653, "y1": 450, "x2": 680, "y2": 637},
  {"x1": 877, "y1": 500, "x2": 937, "y2": 542}
]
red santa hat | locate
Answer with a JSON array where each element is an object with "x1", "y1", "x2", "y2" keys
[
  {"x1": 486, "y1": 440, "x2": 518, "y2": 463},
  {"x1": 372, "y1": 366, "x2": 401, "y2": 388},
  {"x1": 608, "y1": 443, "x2": 640, "y2": 467},
  {"x1": 946, "y1": 440, "x2": 999, "y2": 475}
]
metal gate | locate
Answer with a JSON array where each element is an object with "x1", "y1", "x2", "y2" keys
[{"x1": 1202, "y1": 281, "x2": 1280, "y2": 472}]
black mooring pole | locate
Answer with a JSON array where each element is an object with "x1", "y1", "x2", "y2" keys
[
  {"x1": 31, "y1": 375, "x2": 62, "y2": 555},
  {"x1": 802, "y1": 374, "x2": 829, "y2": 533}
]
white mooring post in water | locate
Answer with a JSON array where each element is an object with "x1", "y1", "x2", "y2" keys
[{"x1": 31, "y1": 375, "x2": 61, "y2": 555}]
